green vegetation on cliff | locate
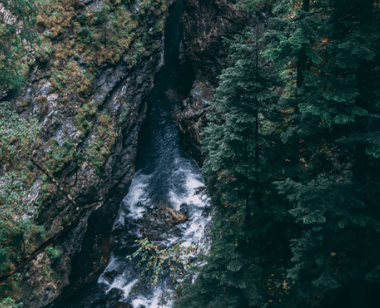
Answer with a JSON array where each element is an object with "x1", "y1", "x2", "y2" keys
[
  {"x1": 0, "y1": 0, "x2": 168, "y2": 305},
  {"x1": 0, "y1": 0, "x2": 40, "y2": 90}
]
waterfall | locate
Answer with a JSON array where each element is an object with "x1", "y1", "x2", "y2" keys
[{"x1": 54, "y1": 1, "x2": 210, "y2": 307}]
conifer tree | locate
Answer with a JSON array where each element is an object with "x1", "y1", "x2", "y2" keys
[
  {"x1": 263, "y1": 0, "x2": 324, "y2": 178},
  {"x1": 175, "y1": 20, "x2": 290, "y2": 308},
  {"x1": 177, "y1": 1, "x2": 380, "y2": 307},
  {"x1": 275, "y1": 0, "x2": 380, "y2": 305}
]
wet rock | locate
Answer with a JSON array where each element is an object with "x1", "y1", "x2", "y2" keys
[
  {"x1": 44, "y1": 283, "x2": 58, "y2": 302},
  {"x1": 88, "y1": 289, "x2": 123, "y2": 307},
  {"x1": 174, "y1": 81, "x2": 214, "y2": 163},
  {"x1": 141, "y1": 229, "x2": 160, "y2": 241},
  {"x1": 139, "y1": 204, "x2": 187, "y2": 241},
  {"x1": 101, "y1": 270, "x2": 119, "y2": 284},
  {"x1": 180, "y1": 203, "x2": 189, "y2": 215},
  {"x1": 165, "y1": 89, "x2": 187, "y2": 104},
  {"x1": 176, "y1": 0, "x2": 248, "y2": 164},
  {"x1": 16, "y1": 0, "x2": 169, "y2": 305},
  {"x1": 165, "y1": 207, "x2": 187, "y2": 225},
  {"x1": 182, "y1": 0, "x2": 248, "y2": 84}
]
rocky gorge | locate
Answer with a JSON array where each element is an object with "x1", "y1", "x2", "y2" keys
[{"x1": 0, "y1": 0, "x2": 247, "y2": 307}]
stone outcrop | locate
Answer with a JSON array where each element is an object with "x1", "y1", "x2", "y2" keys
[
  {"x1": 175, "y1": 81, "x2": 213, "y2": 163},
  {"x1": 182, "y1": 0, "x2": 248, "y2": 84},
  {"x1": 176, "y1": 0, "x2": 248, "y2": 164},
  {"x1": 165, "y1": 207, "x2": 187, "y2": 225},
  {"x1": 20, "y1": 39, "x2": 159, "y2": 308}
]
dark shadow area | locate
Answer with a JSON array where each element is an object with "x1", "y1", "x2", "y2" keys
[{"x1": 322, "y1": 282, "x2": 380, "y2": 308}]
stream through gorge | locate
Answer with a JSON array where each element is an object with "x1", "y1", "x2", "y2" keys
[{"x1": 53, "y1": 1, "x2": 210, "y2": 307}]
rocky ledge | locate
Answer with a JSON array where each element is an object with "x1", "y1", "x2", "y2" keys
[{"x1": 175, "y1": 81, "x2": 214, "y2": 164}]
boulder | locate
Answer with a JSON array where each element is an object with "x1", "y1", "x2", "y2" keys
[
  {"x1": 164, "y1": 207, "x2": 187, "y2": 225},
  {"x1": 139, "y1": 204, "x2": 187, "y2": 240}
]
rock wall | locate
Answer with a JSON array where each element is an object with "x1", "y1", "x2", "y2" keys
[
  {"x1": 176, "y1": 0, "x2": 248, "y2": 164},
  {"x1": 0, "y1": 1, "x2": 173, "y2": 307},
  {"x1": 22, "y1": 29, "x2": 162, "y2": 308},
  {"x1": 182, "y1": 0, "x2": 248, "y2": 84}
]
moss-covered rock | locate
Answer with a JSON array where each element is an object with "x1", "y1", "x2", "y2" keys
[{"x1": 0, "y1": 0, "x2": 173, "y2": 306}]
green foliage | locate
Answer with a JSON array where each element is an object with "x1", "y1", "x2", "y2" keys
[
  {"x1": 177, "y1": 1, "x2": 380, "y2": 307},
  {"x1": 235, "y1": 0, "x2": 272, "y2": 13},
  {"x1": 0, "y1": 103, "x2": 47, "y2": 302},
  {"x1": 273, "y1": 0, "x2": 380, "y2": 304},
  {"x1": 201, "y1": 27, "x2": 282, "y2": 214},
  {"x1": 175, "y1": 22, "x2": 292, "y2": 308},
  {"x1": 0, "y1": 297, "x2": 22, "y2": 308},
  {"x1": 127, "y1": 238, "x2": 203, "y2": 295},
  {"x1": 0, "y1": 103, "x2": 39, "y2": 165},
  {"x1": 74, "y1": 100, "x2": 97, "y2": 135},
  {"x1": 84, "y1": 111, "x2": 117, "y2": 172},
  {"x1": 45, "y1": 246, "x2": 63, "y2": 260},
  {"x1": 0, "y1": 102, "x2": 39, "y2": 211}
]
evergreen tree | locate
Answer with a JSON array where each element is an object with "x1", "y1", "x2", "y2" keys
[
  {"x1": 262, "y1": 0, "x2": 324, "y2": 182},
  {"x1": 175, "y1": 21, "x2": 290, "y2": 308},
  {"x1": 275, "y1": 0, "x2": 380, "y2": 306},
  {"x1": 177, "y1": 0, "x2": 380, "y2": 307}
]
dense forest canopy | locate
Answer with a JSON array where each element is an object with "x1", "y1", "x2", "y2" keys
[{"x1": 175, "y1": 0, "x2": 380, "y2": 307}]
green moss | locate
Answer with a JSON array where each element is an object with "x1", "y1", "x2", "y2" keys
[
  {"x1": 45, "y1": 246, "x2": 63, "y2": 260},
  {"x1": 41, "y1": 139, "x2": 76, "y2": 175},
  {"x1": 85, "y1": 112, "x2": 117, "y2": 172},
  {"x1": 74, "y1": 100, "x2": 97, "y2": 136},
  {"x1": 0, "y1": 297, "x2": 22, "y2": 308},
  {"x1": 51, "y1": 61, "x2": 93, "y2": 97}
]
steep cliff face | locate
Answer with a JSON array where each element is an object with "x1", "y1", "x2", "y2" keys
[
  {"x1": 176, "y1": 0, "x2": 248, "y2": 163},
  {"x1": 0, "y1": 1, "x2": 171, "y2": 306}
]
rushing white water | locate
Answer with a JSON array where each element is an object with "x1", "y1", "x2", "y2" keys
[{"x1": 95, "y1": 158, "x2": 210, "y2": 307}]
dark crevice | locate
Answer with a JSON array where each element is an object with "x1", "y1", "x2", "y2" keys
[{"x1": 178, "y1": 58, "x2": 196, "y2": 97}]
